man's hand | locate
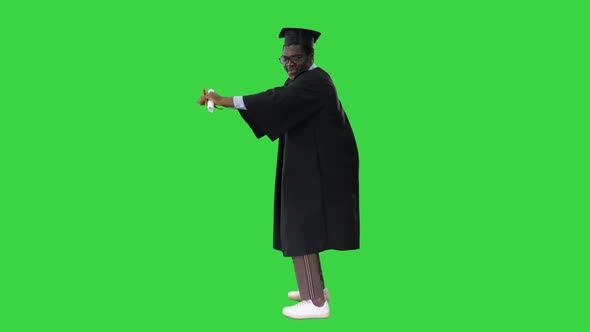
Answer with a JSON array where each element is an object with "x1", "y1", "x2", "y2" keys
[
  {"x1": 197, "y1": 94, "x2": 207, "y2": 105},
  {"x1": 197, "y1": 90, "x2": 234, "y2": 108},
  {"x1": 197, "y1": 91, "x2": 222, "y2": 105}
]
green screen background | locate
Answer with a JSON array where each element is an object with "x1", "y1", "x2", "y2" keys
[{"x1": 1, "y1": 0, "x2": 588, "y2": 331}]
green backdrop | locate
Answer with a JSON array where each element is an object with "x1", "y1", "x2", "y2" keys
[{"x1": 1, "y1": 0, "x2": 588, "y2": 331}]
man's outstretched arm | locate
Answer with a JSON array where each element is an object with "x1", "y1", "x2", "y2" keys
[{"x1": 197, "y1": 91, "x2": 247, "y2": 110}]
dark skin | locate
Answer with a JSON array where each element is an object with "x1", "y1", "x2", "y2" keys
[
  {"x1": 197, "y1": 45, "x2": 314, "y2": 108},
  {"x1": 283, "y1": 44, "x2": 315, "y2": 81}
]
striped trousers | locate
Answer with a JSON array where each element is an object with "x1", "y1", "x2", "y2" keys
[{"x1": 292, "y1": 253, "x2": 326, "y2": 306}]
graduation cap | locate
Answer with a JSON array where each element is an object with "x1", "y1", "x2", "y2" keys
[{"x1": 279, "y1": 28, "x2": 321, "y2": 48}]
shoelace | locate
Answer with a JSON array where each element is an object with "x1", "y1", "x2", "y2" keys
[{"x1": 294, "y1": 300, "x2": 314, "y2": 309}]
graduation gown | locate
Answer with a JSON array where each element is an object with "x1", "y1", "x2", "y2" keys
[{"x1": 239, "y1": 67, "x2": 359, "y2": 257}]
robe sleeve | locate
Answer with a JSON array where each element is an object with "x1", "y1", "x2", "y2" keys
[{"x1": 239, "y1": 73, "x2": 328, "y2": 141}]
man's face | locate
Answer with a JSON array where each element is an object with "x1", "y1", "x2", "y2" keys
[{"x1": 281, "y1": 45, "x2": 313, "y2": 80}]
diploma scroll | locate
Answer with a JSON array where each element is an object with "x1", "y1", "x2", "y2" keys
[{"x1": 207, "y1": 89, "x2": 215, "y2": 112}]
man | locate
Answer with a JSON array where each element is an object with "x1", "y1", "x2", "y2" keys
[{"x1": 197, "y1": 27, "x2": 359, "y2": 319}]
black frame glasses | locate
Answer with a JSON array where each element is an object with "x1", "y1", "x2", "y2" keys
[{"x1": 278, "y1": 54, "x2": 306, "y2": 65}]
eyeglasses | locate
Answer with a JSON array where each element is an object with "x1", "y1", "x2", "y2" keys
[{"x1": 278, "y1": 54, "x2": 306, "y2": 65}]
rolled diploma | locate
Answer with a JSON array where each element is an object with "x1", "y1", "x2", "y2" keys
[{"x1": 207, "y1": 89, "x2": 215, "y2": 112}]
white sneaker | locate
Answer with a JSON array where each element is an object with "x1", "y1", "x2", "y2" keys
[
  {"x1": 282, "y1": 299, "x2": 330, "y2": 319},
  {"x1": 288, "y1": 288, "x2": 330, "y2": 301}
]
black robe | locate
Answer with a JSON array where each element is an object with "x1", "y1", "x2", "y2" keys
[{"x1": 239, "y1": 67, "x2": 359, "y2": 257}]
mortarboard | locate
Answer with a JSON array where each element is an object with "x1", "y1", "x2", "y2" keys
[{"x1": 279, "y1": 28, "x2": 321, "y2": 48}]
